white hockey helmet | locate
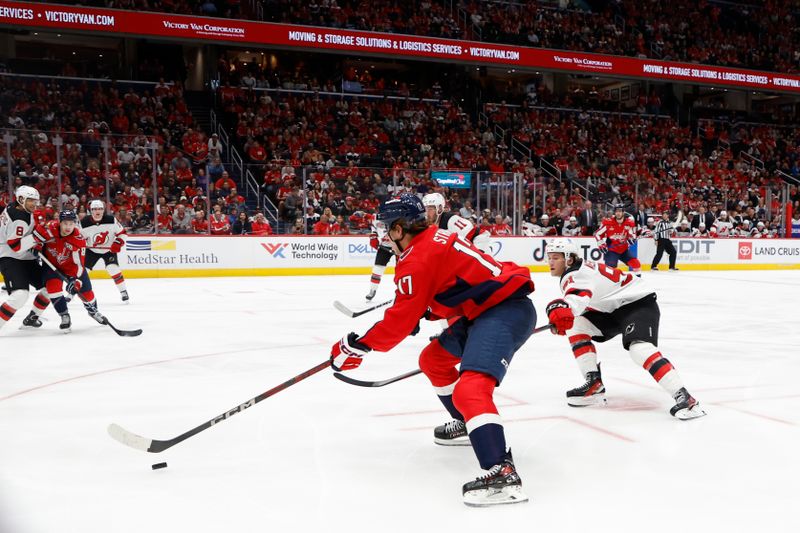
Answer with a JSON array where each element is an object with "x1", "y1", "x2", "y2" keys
[
  {"x1": 647, "y1": 217, "x2": 654, "y2": 224},
  {"x1": 545, "y1": 238, "x2": 579, "y2": 258},
  {"x1": 90, "y1": 199, "x2": 105, "y2": 211},
  {"x1": 422, "y1": 192, "x2": 446, "y2": 210},
  {"x1": 15, "y1": 186, "x2": 40, "y2": 211}
]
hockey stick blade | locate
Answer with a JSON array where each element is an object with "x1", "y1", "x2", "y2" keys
[
  {"x1": 333, "y1": 298, "x2": 393, "y2": 318},
  {"x1": 334, "y1": 368, "x2": 423, "y2": 387},
  {"x1": 107, "y1": 360, "x2": 331, "y2": 453},
  {"x1": 103, "y1": 318, "x2": 142, "y2": 337}
]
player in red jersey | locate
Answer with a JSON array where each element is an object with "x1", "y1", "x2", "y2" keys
[
  {"x1": 594, "y1": 205, "x2": 641, "y2": 272},
  {"x1": 331, "y1": 194, "x2": 536, "y2": 507},
  {"x1": 31, "y1": 210, "x2": 106, "y2": 332}
]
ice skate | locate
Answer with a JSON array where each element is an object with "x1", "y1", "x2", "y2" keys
[
  {"x1": 670, "y1": 387, "x2": 706, "y2": 420},
  {"x1": 434, "y1": 419, "x2": 470, "y2": 446},
  {"x1": 462, "y1": 451, "x2": 528, "y2": 507},
  {"x1": 21, "y1": 311, "x2": 42, "y2": 328},
  {"x1": 59, "y1": 313, "x2": 71, "y2": 333},
  {"x1": 566, "y1": 364, "x2": 607, "y2": 407}
]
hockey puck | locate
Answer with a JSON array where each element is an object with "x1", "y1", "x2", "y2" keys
[{"x1": 151, "y1": 462, "x2": 168, "y2": 470}]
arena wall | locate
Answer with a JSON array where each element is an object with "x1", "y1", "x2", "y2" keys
[{"x1": 9, "y1": 236, "x2": 793, "y2": 280}]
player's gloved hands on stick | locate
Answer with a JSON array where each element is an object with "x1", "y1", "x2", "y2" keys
[
  {"x1": 65, "y1": 277, "x2": 82, "y2": 295},
  {"x1": 331, "y1": 332, "x2": 371, "y2": 371},
  {"x1": 597, "y1": 241, "x2": 608, "y2": 254},
  {"x1": 627, "y1": 237, "x2": 636, "y2": 246},
  {"x1": 546, "y1": 299, "x2": 574, "y2": 335},
  {"x1": 110, "y1": 239, "x2": 123, "y2": 254}
]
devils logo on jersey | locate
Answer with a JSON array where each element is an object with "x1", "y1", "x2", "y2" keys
[{"x1": 93, "y1": 231, "x2": 110, "y2": 247}]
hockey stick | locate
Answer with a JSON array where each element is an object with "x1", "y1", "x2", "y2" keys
[
  {"x1": 37, "y1": 251, "x2": 142, "y2": 337},
  {"x1": 333, "y1": 298, "x2": 393, "y2": 318},
  {"x1": 108, "y1": 359, "x2": 331, "y2": 453},
  {"x1": 333, "y1": 324, "x2": 554, "y2": 388}
]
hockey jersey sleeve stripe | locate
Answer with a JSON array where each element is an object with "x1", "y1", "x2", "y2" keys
[
  {"x1": 566, "y1": 288, "x2": 593, "y2": 298},
  {"x1": 8, "y1": 238, "x2": 21, "y2": 252}
]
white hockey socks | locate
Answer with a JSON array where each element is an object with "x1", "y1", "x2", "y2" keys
[{"x1": 628, "y1": 342, "x2": 684, "y2": 396}]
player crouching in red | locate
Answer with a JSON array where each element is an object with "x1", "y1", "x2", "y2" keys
[
  {"x1": 32, "y1": 210, "x2": 106, "y2": 332},
  {"x1": 331, "y1": 193, "x2": 536, "y2": 506}
]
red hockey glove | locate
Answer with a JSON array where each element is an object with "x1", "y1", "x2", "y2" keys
[
  {"x1": 331, "y1": 332, "x2": 371, "y2": 371},
  {"x1": 110, "y1": 238, "x2": 124, "y2": 254},
  {"x1": 597, "y1": 241, "x2": 608, "y2": 254},
  {"x1": 546, "y1": 299, "x2": 574, "y2": 335},
  {"x1": 369, "y1": 232, "x2": 379, "y2": 250},
  {"x1": 32, "y1": 223, "x2": 55, "y2": 245}
]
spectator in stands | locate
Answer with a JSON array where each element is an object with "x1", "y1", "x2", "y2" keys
[
  {"x1": 372, "y1": 175, "x2": 389, "y2": 201},
  {"x1": 210, "y1": 206, "x2": 231, "y2": 235},
  {"x1": 131, "y1": 205, "x2": 153, "y2": 234},
  {"x1": 692, "y1": 206, "x2": 715, "y2": 231},
  {"x1": 579, "y1": 200, "x2": 599, "y2": 236},
  {"x1": 490, "y1": 215, "x2": 512, "y2": 236},
  {"x1": 251, "y1": 212, "x2": 273, "y2": 236},
  {"x1": 192, "y1": 209, "x2": 209, "y2": 234},
  {"x1": 232, "y1": 211, "x2": 253, "y2": 235},
  {"x1": 459, "y1": 200, "x2": 476, "y2": 221},
  {"x1": 562, "y1": 216, "x2": 581, "y2": 236},
  {"x1": 208, "y1": 133, "x2": 223, "y2": 160},
  {"x1": 215, "y1": 170, "x2": 235, "y2": 192},
  {"x1": 313, "y1": 213, "x2": 333, "y2": 235},
  {"x1": 172, "y1": 204, "x2": 193, "y2": 234}
]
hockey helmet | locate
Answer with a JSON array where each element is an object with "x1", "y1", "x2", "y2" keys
[
  {"x1": 59, "y1": 210, "x2": 78, "y2": 222},
  {"x1": 647, "y1": 217, "x2": 654, "y2": 224},
  {"x1": 422, "y1": 192, "x2": 446, "y2": 210},
  {"x1": 376, "y1": 193, "x2": 426, "y2": 233},
  {"x1": 15, "y1": 185, "x2": 40, "y2": 210},
  {"x1": 545, "y1": 238, "x2": 579, "y2": 258},
  {"x1": 90, "y1": 199, "x2": 105, "y2": 211}
]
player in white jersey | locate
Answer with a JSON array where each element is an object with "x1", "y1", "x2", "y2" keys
[
  {"x1": 422, "y1": 193, "x2": 491, "y2": 251},
  {"x1": 711, "y1": 210, "x2": 733, "y2": 237},
  {"x1": 0, "y1": 186, "x2": 51, "y2": 330},
  {"x1": 80, "y1": 200, "x2": 129, "y2": 302},
  {"x1": 544, "y1": 239, "x2": 705, "y2": 420},
  {"x1": 364, "y1": 193, "x2": 491, "y2": 301}
]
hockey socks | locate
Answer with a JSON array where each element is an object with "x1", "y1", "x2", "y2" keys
[
  {"x1": 107, "y1": 264, "x2": 128, "y2": 293},
  {"x1": 453, "y1": 371, "x2": 506, "y2": 470},
  {"x1": 419, "y1": 340, "x2": 463, "y2": 420},
  {"x1": 0, "y1": 290, "x2": 30, "y2": 330},
  {"x1": 629, "y1": 342, "x2": 683, "y2": 396},
  {"x1": 568, "y1": 333, "x2": 599, "y2": 378}
]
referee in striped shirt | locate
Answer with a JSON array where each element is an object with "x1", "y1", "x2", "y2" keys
[{"x1": 651, "y1": 211, "x2": 678, "y2": 271}]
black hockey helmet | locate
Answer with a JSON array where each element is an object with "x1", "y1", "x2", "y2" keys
[{"x1": 59, "y1": 210, "x2": 78, "y2": 222}]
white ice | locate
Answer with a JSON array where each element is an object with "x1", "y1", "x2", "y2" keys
[{"x1": 1, "y1": 270, "x2": 799, "y2": 533}]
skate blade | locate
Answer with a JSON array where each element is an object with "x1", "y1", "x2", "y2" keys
[
  {"x1": 463, "y1": 485, "x2": 529, "y2": 507},
  {"x1": 674, "y1": 404, "x2": 707, "y2": 420},
  {"x1": 434, "y1": 436, "x2": 471, "y2": 447},
  {"x1": 567, "y1": 393, "x2": 607, "y2": 407}
]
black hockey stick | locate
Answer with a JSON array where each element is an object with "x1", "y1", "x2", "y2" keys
[
  {"x1": 37, "y1": 251, "x2": 142, "y2": 337},
  {"x1": 333, "y1": 324, "x2": 554, "y2": 388},
  {"x1": 333, "y1": 298, "x2": 393, "y2": 318},
  {"x1": 108, "y1": 359, "x2": 332, "y2": 453}
]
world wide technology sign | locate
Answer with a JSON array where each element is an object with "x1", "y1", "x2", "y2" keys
[{"x1": 3, "y1": 0, "x2": 800, "y2": 94}]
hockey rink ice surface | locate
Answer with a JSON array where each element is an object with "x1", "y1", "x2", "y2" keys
[{"x1": 1, "y1": 270, "x2": 799, "y2": 533}]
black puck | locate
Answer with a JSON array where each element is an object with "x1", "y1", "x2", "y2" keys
[{"x1": 151, "y1": 462, "x2": 168, "y2": 470}]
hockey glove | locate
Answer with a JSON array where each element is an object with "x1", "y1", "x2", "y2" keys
[
  {"x1": 627, "y1": 237, "x2": 637, "y2": 246},
  {"x1": 65, "y1": 277, "x2": 82, "y2": 295},
  {"x1": 110, "y1": 238, "x2": 124, "y2": 254},
  {"x1": 331, "y1": 332, "x2": 371, "y2": 371},
  {"x1": 369, "y1": 232, "x2": 379, "y2": 250},
  {"x1": 32, "y1": 224, "x2": 55, "y2": 245},
  {"x1": 597, "y1": 241, "x2": 608, "y2": 254},
  {"x1": 546, "y1": 299, "x2": 574, "y2": 335}
]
